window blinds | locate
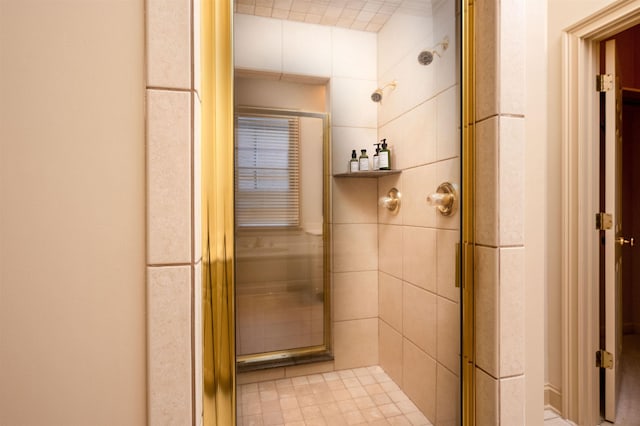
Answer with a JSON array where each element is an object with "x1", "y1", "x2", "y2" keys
[{"x1": 235, "y1": 115, "x2": 300, "y2": 228}]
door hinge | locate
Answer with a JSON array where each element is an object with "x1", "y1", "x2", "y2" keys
[
  {"x1": 596, "y1": 349, "x2": 614, "y2": 369},
  {"x1": 596, "y1": 212, "x2": 613, "y2": 230},
  {"x1": 596, "y1": 74, "x2": 613, "y2": 92}
]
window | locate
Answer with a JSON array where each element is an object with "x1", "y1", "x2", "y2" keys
[{"x1": 235, "y1": 114, "x2": 300, "y2": 228}]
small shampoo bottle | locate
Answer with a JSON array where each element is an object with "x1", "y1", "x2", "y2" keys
[
  {"x1": 379, "y1": 139, "x2": 391, "y2": 170},
  {"x1": 350, "y1": 150, "x2": 359, "y2": 172},
  {"x1": 373, "y1": 143, "x2": 381, "y2": 170},
  {"x1": 359, "y1": 149, "x2": 370, "y2": 171}
]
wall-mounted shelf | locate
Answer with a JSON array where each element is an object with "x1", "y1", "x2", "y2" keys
[{"x1": 333, "y1": 170, "x2": 401, "y2": 178}]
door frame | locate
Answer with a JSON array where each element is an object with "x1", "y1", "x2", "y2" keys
[{"x1": 561, "y1": 1, "x2": 640, "y2": 424}]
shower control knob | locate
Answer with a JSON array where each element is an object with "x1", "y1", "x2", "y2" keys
[{"x1": 616, "y1": 236, "x2": 635, "y2": 247}]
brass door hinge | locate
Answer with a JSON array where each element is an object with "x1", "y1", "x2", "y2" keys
[
  {"x1": 596, "y1": 349, "x2": 614, "y2": 369},
  {"x1": 596, "y1": 74, "x2": 613, "y2": 92},
  {"x1": 596, "y1": 212, "x2": 613, "y2": 230}
]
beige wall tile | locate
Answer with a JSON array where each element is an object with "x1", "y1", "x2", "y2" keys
[
  {"x1": 379, "y1": 319, "x2": 403, "y2": 386},
  {"x1": 395, "y1": 99, "x2": 437, "y2": 170},
  {"x1": 378, "y1": 112, "x2": 402, "y2": 163},
  {"x1": 333, "y1": 318, "x2": 379, "y2": 370},
  {"x1": 147, "y1": 266, "x2": 192, "y2": 425},
  {"x1": 332, "y1": 178, "x2": 378, "y2": 224},
  {"x1": 377, "y1": 13, "x2": 431, "y2": 78},
  {"x1": 332, "y1": 224, "x2": 378, "y2": 272},
  {"x1": 378, "y1": 173, "x2": 403, "y2": 225},
  {"x1": 475, "y1": 0, "x2": 498, "y2": 120},
  {"x1": 283, "y1": 20, "x2": 332, "y2": 77},
  {"x1": 499, "y1": 0, "x2": 525, "y2": 115},
  {"x1": 379, "y1": 272, "x2": 403, "y2": 332},
  {"x1": 476, "y1": 368, "x2": 498, "y2": 426},
  {"x1": 403, "y1": 283, "x2": 436, "y2": 358},
  {"x1": 475, "y1": 117, "x2": 498, "y2": 247},
  {"x1": 333, "y1": 271, "x2": 378, "y2": 321},
  {"x1": 193, "y1": 95, "x2": 202, "y2": 262},
  {"x1": 401, "y1": 164, "x2": 437, "y2": 228},
  {"x1": 331, "y1": 127, "x2": 378, "y2": 175},
  {"x1": 499, "y1": 117, "x2": 525, "y2": 246},
  {"x1": 475, "y1": 246, "x2": 498, "y2": 377},
  {"x1": 378, "y1": 52, "x2": 436, "y2": 129},
  {"x1": 234, "y1": 14, "x2": 283, "y2": 73},
  {"x1": 402, "y1": 226, "x2": 437, "y2": 292},
  {"x1": 437, "y1": 296, "x2": 459, "y2": 375},
  {"x1": 436, "y1": 364, "x2": 459, "y2": 426},
  {"x1": 379, "y1": 224, "x2": 403, "y2": 278},
  {"x1": 332, "y1": 27, "x2": 377, "y2": 80},
  {"x1": 402, "y1": 339, "x2": 436, "y2": 422},
  {"x1": 436, "y1": 85, "x2": 460, "y2": 162},
  {"x1": 436, "y1": 229, "x2": 460, "y2": 302},
  {"x1": 434, "y1": 0, "x2": 457, "y2": 94},
  {"x1": 500, "y1": 375, "x2": 525, "y2": 425},
  {"x1": 500, "y1": 247, "x2": 525, "y2": 377},
  {"x1": 194, "y1": 262, "x2": 203, "y2": 423},
  {"x1": 147, "y1": 89, "x2": 192, "y2": 264},
  {"x1": 147, "y1": 0, "x2": 191, "y2": 89},
  {"x1": 193, "y1": 0, "x2": 201, "y2": 96},
  {"x1": 330, "y1": 77, "x2": 378, "y2": 128}
]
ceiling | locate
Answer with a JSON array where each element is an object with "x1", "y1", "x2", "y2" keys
[{"x1": 234, "y1": 0, "x2": 432, "y2": 33}]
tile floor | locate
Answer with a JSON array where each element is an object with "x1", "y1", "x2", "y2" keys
[
  {"x1": 237, "y1": 366, "x2": 433, "y2": 425},
  {"x1": 239, "y1": 334, "x2": 640, "y2": 426}
]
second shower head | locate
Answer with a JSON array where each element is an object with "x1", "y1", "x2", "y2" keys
[
  {"x1": 418, "y1": 36, "x2": 450, "y2": 66},
  {"x1": 370, "y1": 80, "x2": 397, "y2": 103}
]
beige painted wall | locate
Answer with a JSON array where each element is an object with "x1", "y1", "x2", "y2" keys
[
  {"x1": 545, "y1": 0, "x2": 617, "y2": 408},
  {"x1": 526, "y1": 1, "x2": 548, "y2": 423},
  {"x1": 0, "y1": 1, "x2": 146, "y2": 425}
]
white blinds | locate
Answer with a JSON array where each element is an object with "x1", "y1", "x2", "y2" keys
[{"x1": 235, "y1": 114, "x2": 300, "y2": 228}]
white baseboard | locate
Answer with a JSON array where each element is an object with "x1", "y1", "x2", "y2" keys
[{"x1": 544, "y1": 383, "x2": 562, "y2": 414}]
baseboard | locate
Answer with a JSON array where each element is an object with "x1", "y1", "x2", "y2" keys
[{"x1": 544, "y1": 383, "x2": 562, "y2": 414}]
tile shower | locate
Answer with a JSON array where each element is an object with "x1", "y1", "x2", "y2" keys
[{"x1": 234, "y1": 1, "x2": 460, "y2": 424}]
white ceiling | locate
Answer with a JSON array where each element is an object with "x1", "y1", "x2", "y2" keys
[{"x1": 234, "y1": 0, "x2": 432, "y2": 33}]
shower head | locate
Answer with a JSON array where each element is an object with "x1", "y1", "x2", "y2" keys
[
  {"x1": 418, "y1": 50, "x2": 435, "y2": 66},
  {"x1": 370, "y1": 81, "x2": 397, "y2": 103},
  {"x1": 418, "y1": 36, "x2": 450, "y2": 66}
]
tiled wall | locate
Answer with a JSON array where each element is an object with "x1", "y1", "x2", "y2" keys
[
  {"x1": 375, "y1": 3, "x2": 460, "y2": 425},
  {"x1": 474, "y1": 0, "x2": 526, "y2": 423},
  {"x1": 235, "y1": 13, "x2": 381, "y2": 373},
  {"x1": 146, "y1": 0, "x2": 203, "y2": 423}
]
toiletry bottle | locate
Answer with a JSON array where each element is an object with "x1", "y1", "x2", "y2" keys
[
  {"x1": 373, "y1": 143, "x2": 381, "y2": 170},
  {"x1": 349, "y1": 150, "x2": 359, "y2": 172},
  {"x1": 379, "y1": 139, "x2": 391, "y2": 170},
  {"x1": 359, "y1": 149, "x2": 369, "y2": 171}
]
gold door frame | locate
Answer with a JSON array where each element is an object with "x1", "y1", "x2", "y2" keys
[
  {"x1": 202, "y1": 0, "x2": 236, "y2": 424},
  {"x1": 201, "y1": 1, "x2": 476, "y2": 424},
  {"x1": 461, "y1": 0, "x2": 476, "y2": 425}
]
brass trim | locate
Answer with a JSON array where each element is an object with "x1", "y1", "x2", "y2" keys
[
  {"x1": 461, "y1": 0, "x2": 476, "y2": 425},
  {"x1": 202, "y1": 0, "x2": 236, "y2": 424}
]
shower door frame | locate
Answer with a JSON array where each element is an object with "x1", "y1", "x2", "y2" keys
[
  {"x1": 201, "y1": 0, "x2": 477, "y2": 424},
  {"x1": 234, "y1": 107, "x2": 333, "y2": 369}
]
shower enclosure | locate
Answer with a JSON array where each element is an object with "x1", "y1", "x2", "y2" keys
[{"x1": 234, "y1": 104, "x2": 331, "y2": 367}]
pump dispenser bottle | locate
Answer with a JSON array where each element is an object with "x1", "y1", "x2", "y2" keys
[
  {"x1": 359, "y1": 149, "x2": 369, "y2": 171},
  {"x1": 373, "y1": 143, "x2": 381, "y2": 170},
  {"x1": 350, "y1": 150, "x2": 359, "y2": 172},
  {"x1": 379, "y1": 139, "x2": 391, "y2": 170}
]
